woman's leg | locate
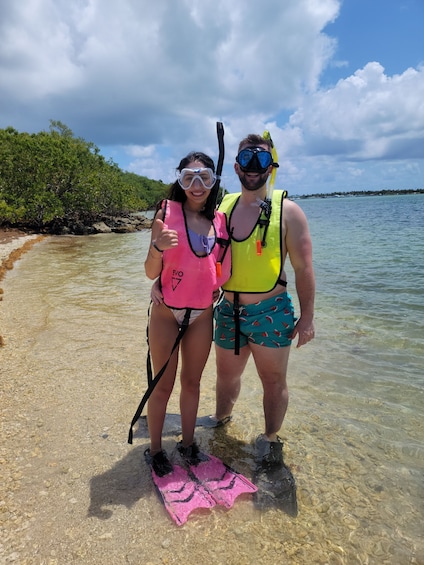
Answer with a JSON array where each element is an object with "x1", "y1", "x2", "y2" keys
[
  {"x1": 178, "y1": 308, "x2": 213, "y2": 447},
  {"x1": 147, "y1": 303, "x2": 180, "y2": 454}
]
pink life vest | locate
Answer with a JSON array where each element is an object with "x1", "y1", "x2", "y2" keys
[{"x1": 160, "y1": 200, "x2": 231, "y2": 309}]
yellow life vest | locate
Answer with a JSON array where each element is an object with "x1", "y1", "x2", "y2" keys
[{"x1": 219, "y1": 190, "x2": 287, "y2": 293}]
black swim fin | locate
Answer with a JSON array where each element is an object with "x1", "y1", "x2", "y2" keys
[{"x1": 253, "y1": 461, "x2": 298, "y2": 517}]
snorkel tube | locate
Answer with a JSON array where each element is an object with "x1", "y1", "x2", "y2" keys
[
  {"x1": 214, "y1": 122, "x2": 227, "y2": 277},
  {"x1": 255, "y1": 130, "x2": 279, "y2": 252},
  {"x1": 262, "y1": 130, "x2": 279, "y2": 202},
  {"x1": 214, "y1": 122, "x2": 225, "y2": 207}
]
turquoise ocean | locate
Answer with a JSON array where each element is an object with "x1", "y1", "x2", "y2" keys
[{"x1": 1, "y1": 193, "x2": 423, "y2": 564}]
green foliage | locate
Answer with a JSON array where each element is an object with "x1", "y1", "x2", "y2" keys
[
  {"x1": 120, "y1": 171, "x2": 170, "y2": 210},
  {"x1": 0, "y1": 121, "x2": 169, "y2": 227}
]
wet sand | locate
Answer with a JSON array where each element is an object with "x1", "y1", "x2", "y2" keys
[
  {"x1": 0, "y1": 230, "x2": 45, "y2": 348},
  {"x1": 0, "y1": 229, "x2": 44, "y2": 281}
]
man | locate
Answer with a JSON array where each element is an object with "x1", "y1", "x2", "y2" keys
[{"x1": 211, "y1": 133, "x2": 315, "y2": 466}]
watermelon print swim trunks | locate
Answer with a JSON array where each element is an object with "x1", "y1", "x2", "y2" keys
[{"x1": 214, "y1": 292, "x2": 296, "y2": 349}]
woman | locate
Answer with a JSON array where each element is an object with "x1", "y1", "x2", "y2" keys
[{"x1": 144, "y1": 152, "x2": 231, "y2": 477}]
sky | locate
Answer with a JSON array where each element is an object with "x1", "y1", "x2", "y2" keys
[{"x1": 1, "y1": 0, "x2": 423, "y2": 195}]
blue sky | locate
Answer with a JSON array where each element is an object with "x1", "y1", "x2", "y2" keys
[
  {"x1": 322, "y1": 0, "x2": 423, "y2": 80},
  {"x1": 0, "y1": 0, "x2": 423, "y2": 195}
]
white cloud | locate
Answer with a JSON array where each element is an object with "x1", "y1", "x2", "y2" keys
[
  {"x1": 0, "y1": 0, "x2": 339, "y2": 138},
  {"x1": 0, "y1": 0, "x2": 423, "y2": 194},
  {"x1": 0, "y1": 0, "x2": 82, "y2": 98},
  {"x1": 287, "y1": 62, "x2": 424, "y2": 160}
]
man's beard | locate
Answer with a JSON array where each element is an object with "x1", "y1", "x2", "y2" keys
[{"x1": 238, "y1": 171, "x2": 269, "y2": 192}]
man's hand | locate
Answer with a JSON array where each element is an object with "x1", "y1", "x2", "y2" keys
[
  {"x1": 289, "y1": 317, "x2": 315, "y2": 348},
  {"x1": 150, "y1": 278, "x2": 164, "y2": 305}
]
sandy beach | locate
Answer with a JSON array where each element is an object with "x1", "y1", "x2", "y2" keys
[
  {"x1": 0, "y1": 229, "x2": 42, "y2": 260},
  {"x1": 0, "y1": 229, "x2": 45, "y2": 348},
  {"x1": 0, "y1": 230, "x2": 45, "y2": 283}
]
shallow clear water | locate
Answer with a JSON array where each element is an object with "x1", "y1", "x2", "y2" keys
[{"x1": 1, "y1": 194, "x2": 423, "y2": 564}]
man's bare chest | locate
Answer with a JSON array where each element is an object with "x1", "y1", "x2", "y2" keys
[{"x1": 229, "y1": 206, "x2": 261, "y2": 240}]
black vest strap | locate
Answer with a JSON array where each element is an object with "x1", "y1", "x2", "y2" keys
[
  {"x1": 233, "y1": 292, "x2": 241, "y2": 356},
  {"x1": 216, "y1": 235, "x2": 231, "y2": 265}
]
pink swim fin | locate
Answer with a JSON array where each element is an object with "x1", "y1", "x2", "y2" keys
[
  {"x1": 149, "y1": 463, "x2": 216, "y2": 526},
  {"x1": 189, "y1": 454, "x2": 257, "y2": 508}
]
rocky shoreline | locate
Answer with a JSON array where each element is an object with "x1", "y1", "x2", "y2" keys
[
  {"x1": 2, "y1": 212, "x2": 153, "y2": 238},
  {"x1": 47, "y1": 212, "x2": 153, "y2": 236}
]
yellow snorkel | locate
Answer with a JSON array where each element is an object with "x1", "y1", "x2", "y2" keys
[
  {"x1": 254, "y1": 130, "x2": 279, "y2": 254},
  {"x1": 262, "y1": 130, "x2": 279, "y2": 202}
]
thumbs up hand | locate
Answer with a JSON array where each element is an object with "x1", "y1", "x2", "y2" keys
[{"x1": 152, "y1": 218, "x2": 178, "y2": 251}]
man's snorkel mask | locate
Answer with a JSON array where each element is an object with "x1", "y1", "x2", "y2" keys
[{"x1": 235, "y1": 146, "x2": 279, "y2": 174}]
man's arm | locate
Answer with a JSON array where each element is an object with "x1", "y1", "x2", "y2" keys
[{"x1": 284, "y1": 200, "x2": 315, "y2": 347}]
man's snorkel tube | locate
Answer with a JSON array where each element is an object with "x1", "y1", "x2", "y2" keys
[{"x1": 263, "y1": 130, "x2": 279, "y2": 202}]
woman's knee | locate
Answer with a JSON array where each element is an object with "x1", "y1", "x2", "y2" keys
[{"x1": 151, "y1": 380, "x2": 175, "y2": 402}]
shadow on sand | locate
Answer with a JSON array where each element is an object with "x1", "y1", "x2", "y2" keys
[{"x1": 88, "y1": 444, "x2": 150, "y2": 520}]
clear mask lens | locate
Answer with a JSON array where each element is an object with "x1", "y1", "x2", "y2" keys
[{"x1": 177, "y1": 168, "x2": 216, "y2": 190}]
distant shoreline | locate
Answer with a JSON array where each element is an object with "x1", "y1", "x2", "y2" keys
[{"x1": 294, "y1": 188, "x2": 423, "y2": 199}]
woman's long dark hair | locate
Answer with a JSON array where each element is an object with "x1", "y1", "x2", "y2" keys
[{"x1": 157, "y1": 151, "x2": 218, "y2": 220}]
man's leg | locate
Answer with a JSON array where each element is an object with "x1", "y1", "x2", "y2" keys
[
  {"x1": 250, "y1": 343, "x2": 291, "y2": 441},
  {"x1": 214, "y1": 344, "x2": 250, "y2": 421}
]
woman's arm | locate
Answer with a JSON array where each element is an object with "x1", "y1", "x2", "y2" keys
[{"x1": 144, "y1": 209, "x2": 179, "y2": 280}]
